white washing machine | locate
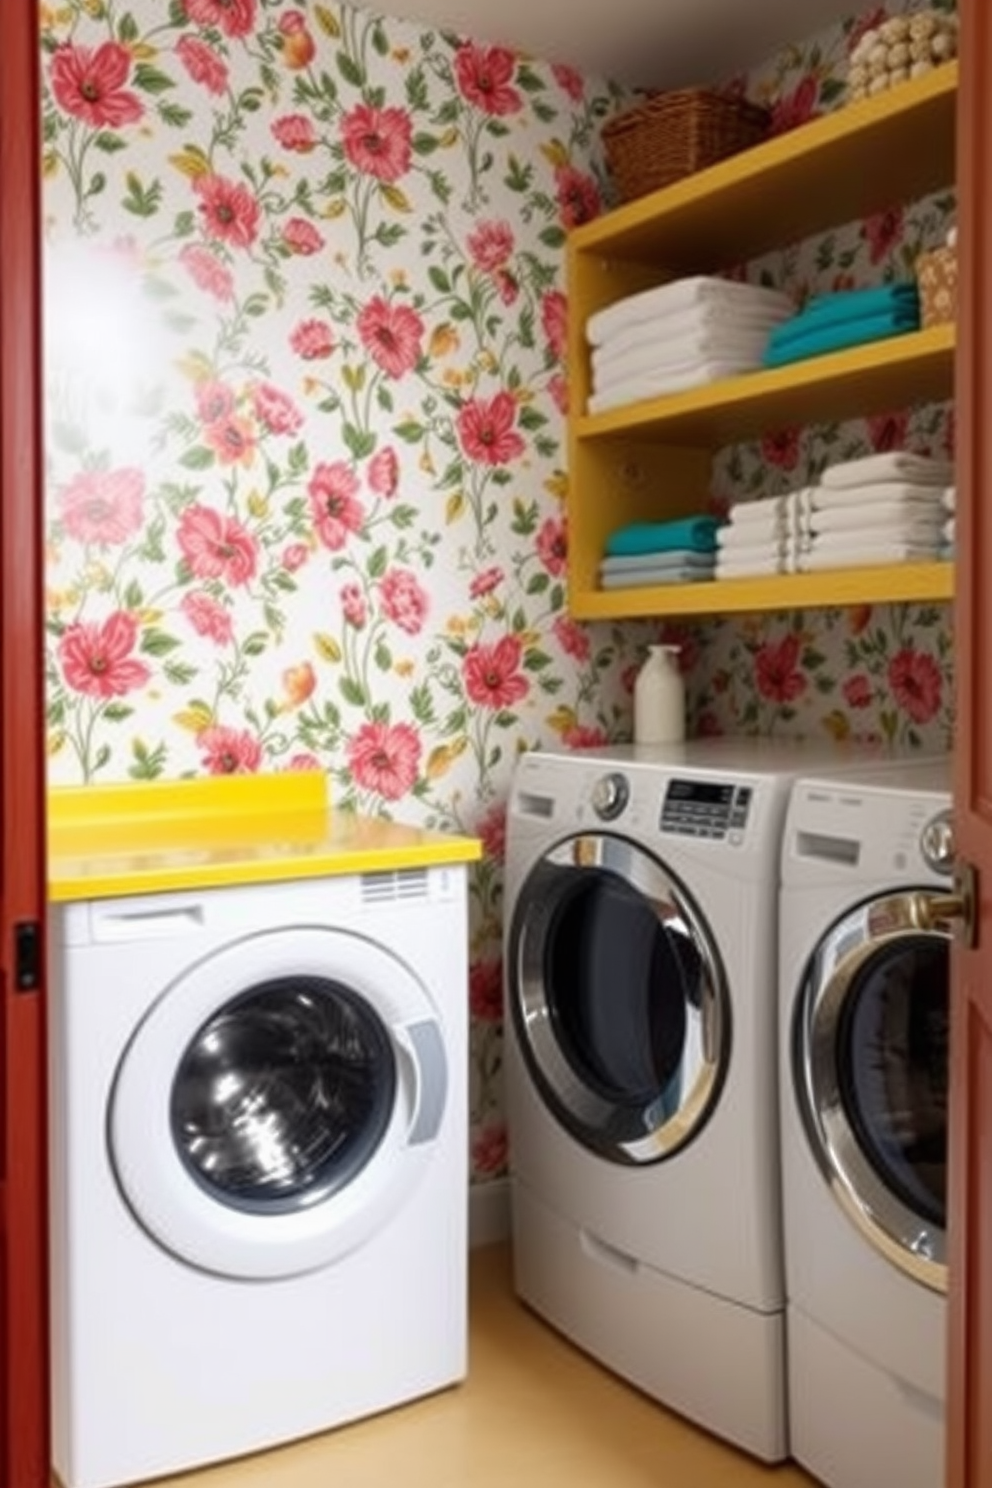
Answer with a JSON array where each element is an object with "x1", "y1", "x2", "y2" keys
[
  {"x1": 779, "y1": 759, "x2": 952, "y2": 1488},
  {"x1": 48, "y1": 865, "x2": 468, "y2": 1488},
  {"x1": 504, "y1": 737, "x2": 872, "y2": 1463}
]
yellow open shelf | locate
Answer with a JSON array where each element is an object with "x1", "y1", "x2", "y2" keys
[
  {"x1": 570, "y1": 63, "x2": 957, "y2": 276},
  {"x1": 569, "y1": 562, "x2": 954, "y2": 622},
  {"x1": 565, "y1": 66, "x2": 958, "y2": 621},
  {"x1": 576, "y1": 324, "x2": 956, "y2": 451}
]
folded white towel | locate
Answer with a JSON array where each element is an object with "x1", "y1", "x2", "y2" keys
[
  {"x1": 819, "y1": 452, "x2": 954, "y2": 490},
  {"x1": 810, "y1": 481, "x2": 949, "y2": 512},
  {"x1": 591, "y1": 328, "x2": 772, "y2": 392},
  {"x1": 717, "y1": 524, "x2": 789, "y2": 553},
  {"x1": 797, "y1": 541, "x2": 942, "y2": 572},
  {"x1": 726, "y1": 494, "x2": 789, "y2": 525},
  {"x1": 592, "y1": 305, "x2": 788, "y2": 371},
  {"x1": 811, "y1": 519, "x2": 944, "y2": 550},
  {"x1": 943, "y1": 485, "x2": 956, "y2": 512},
  {"x1": 587, "y1": 358, "x2": 760, "y2": 414},
  {"x1": 587, "y1": 276, "x2": 794, "y2": 347},
  {"x1": 810, "y1": 501, "x2": 945, "y2": 536},
  {"x1": 944, "y1": 516, "x2": 956, "y2": 543},
  {"x1": 716, "y1": 552, "x2": 791, "y2": 578}
]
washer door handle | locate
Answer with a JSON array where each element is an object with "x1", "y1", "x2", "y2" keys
[
  {"x1": 912, "y1": 865, "x2": 976, "y2": 948},
  {"x1": 397, "y1": 1019, "x2": 448, "y2": 1146}
]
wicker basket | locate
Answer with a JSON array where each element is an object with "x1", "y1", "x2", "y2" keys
[
  {"x1": 602, "y1": 89, "x2": 771, "y2": 204},
  {"x1": 916, "y1": 243, "x2": 957, "y2": 328}
]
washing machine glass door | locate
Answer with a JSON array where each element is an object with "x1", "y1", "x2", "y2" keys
[
  {"x1": 510, "y1": 832, "x2": 729, "y2": 1164},
  {"x1": 110, "y1": 927, "x2": 448, "y2": 1280},
  {"x1": 794, "y1": 889, "x2": 949, "y2": 1292},
  {"x1": 170, "y1": 975, "x2": 396, "y2": 1214}
]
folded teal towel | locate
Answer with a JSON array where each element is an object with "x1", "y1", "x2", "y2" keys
[
  {"x1": 768, "y1": 284, "x2": 919, "y2": 350},
  {"x1": 762, "y1": 309, "x2": 920, "y2": 368},
  {"x1": 600, "y1": 549, "x2": 716, "y2": 575},
  {"x1": 605, "y1": 516, "x2": 722, "y2": 557}
]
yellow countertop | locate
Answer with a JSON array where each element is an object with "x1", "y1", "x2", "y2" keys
[{"x1": 48, "y1": 773, "x2": 481, "y2": 903}]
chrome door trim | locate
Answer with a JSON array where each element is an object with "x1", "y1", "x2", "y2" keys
[
  {"x1": 510, "y1": 832, "x2": 729, "y2": 1165},
  {"x1": 794, "y1": 889, "x2": 949, "y2": 1293}
]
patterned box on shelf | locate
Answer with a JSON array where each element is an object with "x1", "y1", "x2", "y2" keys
[
  {"x1": 916, "y1": 243, "x2": 957, "y2": 328},
  {"x1": 601, "y1": 89, "x2": 770, "y2": 204}
]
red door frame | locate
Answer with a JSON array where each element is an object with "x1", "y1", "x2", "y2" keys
[{"x1": 0, "y1": 0, "x2": 51, "y2": 1482}]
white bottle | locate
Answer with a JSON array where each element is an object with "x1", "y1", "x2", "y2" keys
[{"x1": 633, "y1": 644, "x2": 685, "y2": 745}]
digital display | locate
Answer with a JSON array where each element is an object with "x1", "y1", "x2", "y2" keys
[{"x1": 665, "y1": 780, "x2": 735, "y2": 806}]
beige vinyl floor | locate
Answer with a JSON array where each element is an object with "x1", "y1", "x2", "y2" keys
[{"x1": 145, "y1": 1244, "x2": 817, "y2": 1488}]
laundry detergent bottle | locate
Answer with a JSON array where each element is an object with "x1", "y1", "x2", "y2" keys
[{"x1": 634, "y1": 644, "x2": 685, "y2": 745}]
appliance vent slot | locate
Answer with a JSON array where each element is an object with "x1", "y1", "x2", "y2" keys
[{"x1": 361, "y1": 867, "x2": 430, "y2": 904}]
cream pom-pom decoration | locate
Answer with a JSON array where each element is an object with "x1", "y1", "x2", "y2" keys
[{"x1": 845, "y1": 8, "x2": 955, "y2": 106}]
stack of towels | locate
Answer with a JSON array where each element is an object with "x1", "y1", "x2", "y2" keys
[
  {"x1": 763, "y1": 283, "x2": 921, "y2": 369},
  {"x1": 599, "y1": 515, "x2": 721, "y2": 590},
  {"x1": 796, "y1": 451, "x2": 954, "y2": 571},
  {"x1": 586, "y1": 275, "x2": 794, "y2": 415},
  {"x1": 715, "y1": 492, "x2": 809, "y2": 580}
]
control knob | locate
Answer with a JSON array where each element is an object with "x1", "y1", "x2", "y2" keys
[
  {"x1": 591, "y1": 772, "x2": 629, "y2": 821},
  {"x1": 920, "y1": 809, "x2": 955, "y2": 874}
]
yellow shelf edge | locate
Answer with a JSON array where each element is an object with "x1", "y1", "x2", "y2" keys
[
  {"x1": 571, "y1": 63, "x2": 958, "y2": 255},
  {"x1": 575, "y1": 324, "x2": 956, "y2": 442},
  {"x1": 569, "y1": 563, "x2": 954, "y2": 621}
]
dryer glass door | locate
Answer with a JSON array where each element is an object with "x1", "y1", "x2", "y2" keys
[
  {"x1": 171, "y1": 976, "x2": 397, "y2": 1213},
  {"x1": 510, "y1": 833, "x2": 729, "y2": 1165},
  {"x1": 795, "y1": 889, "x2": 949, "y2": 1291}
]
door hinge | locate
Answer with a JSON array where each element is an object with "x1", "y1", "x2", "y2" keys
[{"x1": 14, "y1": 920, "x2": 41, "y2": 992}]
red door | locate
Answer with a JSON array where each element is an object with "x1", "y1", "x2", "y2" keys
[
  {"x1": 0, "y1": 0, "x2": 51, "y2": 1482},
  {"x1": 948, "y1": 0, "x2": 992, "y2": 1481}
]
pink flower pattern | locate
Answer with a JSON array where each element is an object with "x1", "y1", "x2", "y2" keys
[
  {"x1": 463, "y1": 636, "x2": 529, "y2": 709},
  {"x1": 356, "y1": 297, "x2": 424, "y2": 378},
  {"x1": 454, "y1": 45, "x2": 521, "y2": 116},
  {"x1": 58, "y1": 612, "x2": 151, "y2": 699},
  {"x1": 194, "y1": 174, "x2": 260, "y2": 248},
  {"x1": 179, "y1": 244, "x2": 235, "y2": 301},
  {"x1": 184, "y1": 0, "x2": 256, "y2": 39},
  {"x1": 309, "y1": 462, "x2": 364, "y2": 550},
  {"x1": 198, "y1": 725, "x2": 263, "y2": 773},
  {"x1": 456, "y1": 392, "x2": 524, "y2": 465},
  {"x1": 271, "y1": 114, "x2": 317, "y2": 152},
  {"x1": 290, "y1": 319, "x2": 334, "y2": 359},
  {"x1": 59, "y1": 467, "x2": 144, "y2": 546},
  {"x1": 340, "y1": 104, "x2": 413, "y2": 182},
  {"x1": 181, "y1": 592, "x2": 234, "y2": 645},
  {"x1": 175, "y1": 36, "x2": 228, "y2": 96},
  {"x1": 347, "y1": 721, "x2": 421, "y2": 800},
  {"x1": 50, "y1": 42, "x2": 143, "y2": 129},
  {"x1": 177, "y1": 505, "x2": 258, "y2": 586},
  {"x1": 379, "y1": 568, "x2": 429, "y2": 635}
]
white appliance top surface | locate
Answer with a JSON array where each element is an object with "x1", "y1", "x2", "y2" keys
[
  {"x1": 791, "y1": 754, "x2": 952, "y2": 801},
  {"x1": 531, "y1": 737, "x2": 940, "y2": 782}
]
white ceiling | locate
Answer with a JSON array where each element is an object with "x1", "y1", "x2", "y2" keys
[{"x1": 355, "y1": 0, "x2": 859, "y2": 87}]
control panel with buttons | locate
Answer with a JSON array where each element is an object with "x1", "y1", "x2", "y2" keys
[{"x1": 660, "y1": 779, "x2": 753, "y2": 841}]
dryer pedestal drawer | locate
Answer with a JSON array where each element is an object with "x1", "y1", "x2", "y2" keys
[{"x1": 511, "y1": 1178, "x2": 787, "y2": 1464}]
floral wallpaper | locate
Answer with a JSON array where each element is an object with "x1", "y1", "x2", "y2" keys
[
  {"x1": 39, "y1": 0, "x2": 635, "y2": 1185},
  {"x1": 38, "y1": 0, "x2": 957, "y2": 1187}
]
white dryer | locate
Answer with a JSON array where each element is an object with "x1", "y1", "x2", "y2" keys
[
  {"x1": 779, "y1": 759, "x2": 952, "y2": 1488},
  {"x1": 49, "y1": 865, "x2": 468, "y2": 1488},
  {"x1": 504, "y1": 737, "x2": 861, "y2": 1463}
]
